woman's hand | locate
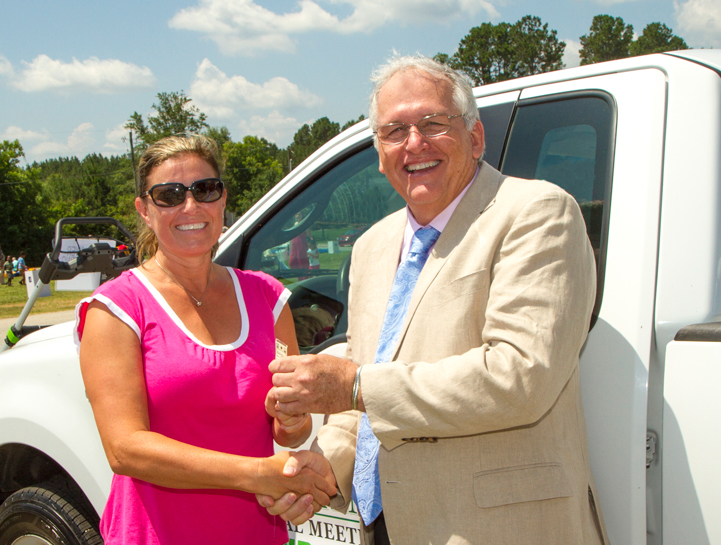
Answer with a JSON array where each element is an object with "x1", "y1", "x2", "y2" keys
[
  {"x1": 266, "y1": 389, "x2": 312, "y2": 447},
  {"x1": 274, "y1": 409, "x2": 309, "y2": 434},
  {"x1": 256, "y1": 450, "x2": 337, "y2": 526},
  {"x1": 256, "y1": 451, "x2": 336, "y2": 512}
]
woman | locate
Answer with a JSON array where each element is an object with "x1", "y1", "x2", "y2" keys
[{"x1": 76, "y1": 135, "x2": 335, "y2": 544}]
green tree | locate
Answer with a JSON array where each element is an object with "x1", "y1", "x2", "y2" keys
[
  {"x1": 287, "y1": 117, "x2": 341, "y2": 169},
  {"x1": 36, "y1": 153, "x2": 136, "y2": 237},
  {"x1": 0, "y1": 140, "x2": 54, "y2": 264},
  {"x1": 579, "y1": 15, "x2": 634, "y2": 65},
  {"x1": 342, "y1": 115, "x2": 366, "y2": 132},
  {"x1": 224, "y1": 136, "x2": 284, "y2": 216},
  {"x1": 204, "y1": 126, "x2": 232, "y2": 149},
  {"x1": 125, "y1": 91, "x2": 209, "y2": 150},
  {"x1": 444, "y1": 16, "x2": 565, "y2": 85},
  {"x1": 630, "y1": 22, "x2": 688, "y2": 56}
]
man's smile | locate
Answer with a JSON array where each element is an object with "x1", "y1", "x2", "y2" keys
[{"x1": 405, "y1": 160, "x2": 440, "y2": 172}]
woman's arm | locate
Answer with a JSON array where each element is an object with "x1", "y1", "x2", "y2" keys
[
  {"x1": 270, "y1": 303, "x2": 312, "y2": 448},
  {"x1": 79, "y1": 300, "x2": 334, "y2": 502}
]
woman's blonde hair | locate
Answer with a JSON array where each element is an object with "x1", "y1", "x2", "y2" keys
[{"x1": 135, "y1": 135, "x2": 223, "y2": 261}]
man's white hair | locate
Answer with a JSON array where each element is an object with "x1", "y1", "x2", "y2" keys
[{"x1": 368, "y1": 54, "x2": 480, "y2": 136}]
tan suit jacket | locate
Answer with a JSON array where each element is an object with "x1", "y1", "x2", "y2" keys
[{"x1": 313, "y1": 162, "x2": 609, "y2": 545}]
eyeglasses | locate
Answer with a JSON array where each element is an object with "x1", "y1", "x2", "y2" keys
[
  {"x1": 374, "y1": 114, "x2": 463, "y2": 145},
  {"x1": 141, "y1": 178, "x2": 224, "y2": 208}
]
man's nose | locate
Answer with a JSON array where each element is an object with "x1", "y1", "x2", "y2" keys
[{"x1": 405, "y1": 126, "x2": 428, "y2": 151}]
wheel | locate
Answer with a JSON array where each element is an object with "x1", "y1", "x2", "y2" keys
[{"x1": 0, "y1": 476, "x2": 102, "y2": 545}]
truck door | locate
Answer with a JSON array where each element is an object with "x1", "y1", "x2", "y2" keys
[{"x1": 499, "y1": 69, "x2": 667, "y2": 545}]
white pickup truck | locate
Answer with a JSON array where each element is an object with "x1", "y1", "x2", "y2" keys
[{"x1": 1, "y1": 49, "x2": 720, "y2": 545}]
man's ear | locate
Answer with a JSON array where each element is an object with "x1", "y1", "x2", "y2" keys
[{"x1": 471, "y1": 120, "x2": 485, "y2": 161}]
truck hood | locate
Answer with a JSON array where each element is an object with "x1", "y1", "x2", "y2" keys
[{"x1": 7, "y1": 320, "x2": 75, "y2": 349}]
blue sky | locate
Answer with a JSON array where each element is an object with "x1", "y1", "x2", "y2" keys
[{"x1": 1, "y1": 0, "x2": 718, "y2": 164}]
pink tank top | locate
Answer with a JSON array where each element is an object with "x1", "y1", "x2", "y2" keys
[{"x1": 75, "y1": 267, "x2": 290, "y2": 545}]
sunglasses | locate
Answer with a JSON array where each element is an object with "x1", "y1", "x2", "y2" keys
[{"x1": 141, "y1": 178, "x2": 224, "y2": 208}]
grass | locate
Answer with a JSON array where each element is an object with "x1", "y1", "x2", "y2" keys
[
  {"x1": 0, "y1": 247, "x2": 352, "y2": 319},
  {"x1": 0, "y1": 279, "x2": 91, "y2": 319},
  {"x1": 318, "y1": 249, "x2": 351, "y2": 269}
]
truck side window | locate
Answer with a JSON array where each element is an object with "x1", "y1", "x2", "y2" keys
[
  {"x1": 243, "y1": 145, "x2": 405, "y2": 351},
  {"x1": 478, "y1": 101, "x2": 515, "y2": 169},
  {"x1": 241, "y1": 100, "x2": 520, "y2": 351},
  {"x1": 500, "y1": 93, "x2": 614, "y2": 320}
]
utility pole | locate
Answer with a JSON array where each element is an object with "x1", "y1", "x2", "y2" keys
[{"x1": 129, "y1": 132, "x2": 138, "y2": 189}]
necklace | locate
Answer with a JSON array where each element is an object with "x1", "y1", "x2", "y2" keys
[{"x1": 154, "y1": 257, "x2": 211, "y2": 307}]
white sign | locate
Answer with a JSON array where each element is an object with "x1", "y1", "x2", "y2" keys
[{"x1": 288, "y1": 503, "x2": 361, "y2": 545}]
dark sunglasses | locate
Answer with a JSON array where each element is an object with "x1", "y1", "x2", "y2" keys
[{"x1": 141, "y1": 178, "x2": 224, "y2": 208}]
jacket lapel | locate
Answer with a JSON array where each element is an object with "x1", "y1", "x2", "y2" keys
[
  {"x1": 391, "y1": 162, "x2": 504, "y2": 360},
  {"x1": 357, "y1": 210, "x2": 406, "y2": 362}
]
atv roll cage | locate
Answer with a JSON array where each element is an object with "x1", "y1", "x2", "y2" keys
[{"x1": 2, "y1": 217, "x2": 137, "y2": 352}]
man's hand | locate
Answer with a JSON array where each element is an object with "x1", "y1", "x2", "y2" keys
[
  {"x1": 256, "y1": 450, "x2": 337, "y2": 526},
  {"x1": 269, "y1": 354, "x2": 359, "y2": 415}
]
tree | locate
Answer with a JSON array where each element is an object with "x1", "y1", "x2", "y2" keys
[
  {"x1": 204, "y1": 126, "x2": 232, "y2": 149},
  {"x1": 125, "y1": 91, "x2": 209, "y2": 150},
  {"x1": 224, "y1": 136, "x2": 284, "y2": 216},
  {"x1": 286, "y1": 117, "x2": 341, "y2": 169},
  {"x1": 342, "y1": 115, "x2": 366, "y2": 132},
  {"x1": 630, "y1": 22, "x2": 688, "y2": 56},
  {"x1": 433, "y1": 53, "x2": 451, "y2": 65},
  {"x1": 36, "y1": 153, "x2": 136, "y2": 237},
  {"x1": 443, "y1": 16, "x2": 565, "y2": 85},
  {"x1": 579, "y1": 15, "x2": 634, "y2": 65},
  {"x1": 0, "y1": 140, "x2": 54, "y2": 264}
]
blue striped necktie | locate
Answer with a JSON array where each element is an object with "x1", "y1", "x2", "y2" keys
[{"x1": 352, "y1": 226, "x2": 441, "y2": 525}]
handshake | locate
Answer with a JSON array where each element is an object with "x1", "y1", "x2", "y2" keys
[{"x1": 257, "y1": 353, "x2": 360, "y2": 525}]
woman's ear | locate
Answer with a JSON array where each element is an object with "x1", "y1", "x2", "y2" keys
[{"x1": 135, "y1": 197, "x2": 151, "y2": 227}]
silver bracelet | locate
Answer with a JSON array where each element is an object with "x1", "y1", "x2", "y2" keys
[{"x1": 351, "y1": 365, "x2": 362, "y2": 411}]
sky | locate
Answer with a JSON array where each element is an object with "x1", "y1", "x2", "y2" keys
[{"x1": 1, "y1": 0, "x2": 719, "y2": 165}]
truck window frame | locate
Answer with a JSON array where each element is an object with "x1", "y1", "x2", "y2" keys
[{"x1": 500, "y1": 90, "x2": 617, "y2": 327}]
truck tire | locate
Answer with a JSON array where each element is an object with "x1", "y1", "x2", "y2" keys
[{"x1": 0, "y1": 476, "x2": 102, "y2": 545}]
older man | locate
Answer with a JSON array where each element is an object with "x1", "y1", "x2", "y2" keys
[{"x1": 263, "y1": 55, "x2": 608, "y2": 545}]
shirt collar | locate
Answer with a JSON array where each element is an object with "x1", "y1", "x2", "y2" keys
[{"x1": 401, "y1": 165, "x2": 479, "y2": 259}]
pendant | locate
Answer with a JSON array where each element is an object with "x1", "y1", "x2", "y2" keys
[{"x1": 196, "y1": 301, "x2": 202, "y2": 307}]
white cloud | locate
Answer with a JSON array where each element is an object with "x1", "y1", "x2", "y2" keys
[
  {"x1": 0, "y1": 55, "x2": 14, "y2": 78},
  {"x1": 190, "y1": 59, "x2": 322, "y2": 117},
  {"x1": 675, "y1": 0, "x2": 721, "y2": 47},
  {"x1": 29, "y1": 123, "x2": 96, "y2": 158},
  {"x1": 12, "y1": 55, "x2": 156, "y2": 93},
  {"x1": 592, "y1": 0, "x2": 640, "y2": 5},
  {"x1": 170, "y1": 0, "x2": 500, "y2": 55},
  {"x1": 563, "y1": 39, "x2": 582, "y2": 68},
  {"x1": 237, "y1": 111, "x2": 303, "y2": 146},
  {"x1": 103, "y1": 123, "x2": 130, "y2": 153},
  {"x1": 1, "y1": 126, "x2": 50, "y2": 143}
]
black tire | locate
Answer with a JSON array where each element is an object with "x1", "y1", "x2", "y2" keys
[{"x1": 0, "y1": 476, "x2": 102, "y2": 545}]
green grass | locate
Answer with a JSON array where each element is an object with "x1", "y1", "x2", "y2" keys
[
  {"x1": 318, "y1": 249, "x2": 351, "y2": 269},
  {"x1": 0, "y1": 280, "x2": 91, "y2": 319},
  {"x1": 0, "y1": 247, "x2": 351, "y2": 319}
]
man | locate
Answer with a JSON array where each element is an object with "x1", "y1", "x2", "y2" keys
[
  {"x1": 16, "y1": 251, "x2": 27, "y2": 285},
  {"x1": 0, "y1": 244, "x2": 5, "y2": 285},
  {"x1": 3, "y1": 256, "x2": 13, "y2": 287},
  {"x1": 262, "y1": 55, "x2": 608, "y2": 544}
]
